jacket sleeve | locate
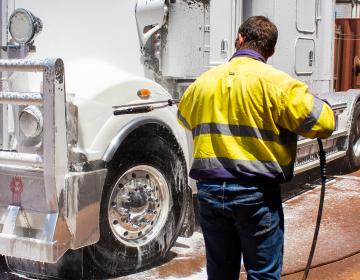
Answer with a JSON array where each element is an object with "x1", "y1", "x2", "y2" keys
[
  {"x1": 277, "y1": 80, "x2": 335, "y2": 139},
  {"x1": 177, "y1": 83, "x2": 195, "y2": 131}
]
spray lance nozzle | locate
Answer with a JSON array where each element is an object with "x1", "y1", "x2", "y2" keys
[{"x1": 112, "y1": 99, "x2": 179, "y2": 116}]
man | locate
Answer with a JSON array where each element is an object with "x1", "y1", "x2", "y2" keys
[{"x1": 177, "y1": 16, "x2": 334, "y2": 280}]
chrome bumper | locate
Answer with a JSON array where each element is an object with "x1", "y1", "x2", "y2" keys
[{"x1": 0, "y1": 168, "x2": 107, "y2": 263}]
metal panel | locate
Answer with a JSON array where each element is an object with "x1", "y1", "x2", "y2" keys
[
  {"x1": 162, "y1": 0, "x2": 207, "y2": 78},
  {"x1": 209, "y1": 0, "x2": 234, "y2": 66},
  {"x1": 0, "y1": 92, "x2": 42, "y2": 105},
  {"x1": 312, "y1": 0, "x2": 334, "y2": 94},
  {"x1": 0, "y1": 0, "x2": 7, "y2": 150},
  {"x1": 0, "y1": 151, "x2": 43, "y2": 165},
  {"x1": 0, "y1": 167, "x2": 107, "y2": 262},
  {"x1": 0, "y1": 171, "x2": 47, "y2": 212},
  {"x1": 41, "y1": 59, "x2": 67, "y2": 212},
  {"x1": 65, "y1": 169, "x2": 107, "y2": 248},
  {"x1": 296, "y1": 0, "x2": 316, "y2": 33},
  {"x1": 0, "y1": 59, "x2": 51, "y2": 72},
  {"x1": 2, "y1": 206, "x2": 20, "y2": 234},
  {"x1": 295, "y1": 38, "x2": 315, "y2": 75}
]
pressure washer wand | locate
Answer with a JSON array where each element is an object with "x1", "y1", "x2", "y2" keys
[
  {"x1": 303, "y1": 138, "x2": 327, "y2": 280},
  {"x1": 113, "y1": 99, "x2": 180, "y2": 115}
]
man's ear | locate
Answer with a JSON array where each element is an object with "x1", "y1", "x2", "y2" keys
[
  {"x1": 238, "y1": 34, "x2": 245, "y2": 46},
  {"x1": 235, "y1": 33, "x2": 244, "y2": 49}
]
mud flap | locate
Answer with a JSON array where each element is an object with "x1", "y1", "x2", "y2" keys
[{"x1": 6, "y1": 249, "x2": 83, "y2": 280}]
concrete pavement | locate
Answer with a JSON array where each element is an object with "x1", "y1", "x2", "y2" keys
[{"x1": 283, "y1": 172, "x2": 360, "y2": 275}]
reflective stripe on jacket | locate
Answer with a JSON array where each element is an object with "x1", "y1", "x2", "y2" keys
[{"x1": 177, "y1": 57, "x2": 335, "y2": 182}]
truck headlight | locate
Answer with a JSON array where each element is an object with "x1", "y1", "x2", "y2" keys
[
  {"x1": 9, "y1": 8, "x2": 42, "y2": 44},
  {"x1": 19, "y1": 106, "x2": 43, "y2": 138}
]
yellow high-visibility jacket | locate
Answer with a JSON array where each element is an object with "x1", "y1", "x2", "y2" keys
[{"x1": 177, "y1": 57, "x2": 335, "y2": 182}]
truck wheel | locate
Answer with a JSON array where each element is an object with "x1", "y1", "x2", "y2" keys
[
  {"x1": 348, "y1": 102, "x2": 360, "y2": 169},
  {"x1": 87, "y1": 131, "x2": 187, "y2": 276}
]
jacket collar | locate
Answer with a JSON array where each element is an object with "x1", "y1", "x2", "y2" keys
[{"x1": 230, "y1": 49, "x2": 266, "y2": 63}]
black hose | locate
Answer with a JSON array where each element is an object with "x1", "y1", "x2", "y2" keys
[{"x1": 302, "y1": 138, "x2": 327, "y2": 280}]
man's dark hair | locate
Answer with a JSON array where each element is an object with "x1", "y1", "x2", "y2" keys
[{"x1": 237, "y1": 16, "x2": 278, "y2": 59}]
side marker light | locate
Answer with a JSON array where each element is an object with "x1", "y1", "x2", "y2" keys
[{"x1": 137, "y1": 89, "x2": 151, "y2": 99}]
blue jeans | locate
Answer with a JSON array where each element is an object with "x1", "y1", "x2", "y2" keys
[{"x1": 197, "y1": 180, "x2": 284, "y2": 280}]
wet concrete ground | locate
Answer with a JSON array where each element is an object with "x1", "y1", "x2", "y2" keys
[
  {"x1": 1, "y1": 166, "x2": 360, "y2": 280},
  {"x1": 283, "y1": 253, "x2": 360, "y2": 280}
]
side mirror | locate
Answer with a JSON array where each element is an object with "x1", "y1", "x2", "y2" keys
[{"x1": 135, "y1": 0, "x2": 167, "y2": 51}]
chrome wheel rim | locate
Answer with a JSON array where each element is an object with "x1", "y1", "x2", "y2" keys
[
  {"x1": 353, "y1": 117, "x2": 360, "y2": 158},
  {"x1": 108, "y1": 165, "x2": 170, "y2": 247}
]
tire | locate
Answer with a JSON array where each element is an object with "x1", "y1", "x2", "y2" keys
[
  {"x1": 348, "y1": 102, "x2": 360, "y2": 169},
  {"x1": 87, "y1": 127, "x2": 187, "y2": 276}
]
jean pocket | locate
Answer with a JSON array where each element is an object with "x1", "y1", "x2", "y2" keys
[{"x1": 240, "y1": 205, "x2": 273, "y2": 237}]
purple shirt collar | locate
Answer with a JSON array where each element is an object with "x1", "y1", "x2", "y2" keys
[{"x1": 230, "y1": 49, "x2": 266, "y2": 63}]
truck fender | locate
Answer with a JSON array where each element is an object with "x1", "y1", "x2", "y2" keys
[
  {"x1": 102, "y1": 116, "x2": 182, "y2": 162},
  {"x1": 322, "y1": 91, "x2": 360, "y2": 162},
  {"x1": 346, "y1": 90, "x2": 360, "y2": 128},
  {"x1": 321, "y1": 91, "x2": 360, "y2": 133}
]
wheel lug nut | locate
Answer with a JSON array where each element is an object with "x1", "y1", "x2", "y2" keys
[
  {"x1": 124, "y1": 231, "x2": 129, "y2": 236},
  {"x1": 138, "y1": 231, "x2": 142, "y2": 236},
  {"x1": 113, "y1": 220, "x2": 119, "y2": 225},
  {"x1": 146, "y1": 174, "x2": 150, "y2": 179}
]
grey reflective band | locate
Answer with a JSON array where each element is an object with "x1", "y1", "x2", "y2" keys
[
  {"x1": 294, "y1": 97, "x2": 324, "y2": 134},
  {"x1": 191, "y1": 157, "x2": 293, "y2": 176},
  {"x1": 177, "y1": 110, "x2": 191, "y2": 130},
  {"x1": 192, "y1": 123, "x2": 291, "y2": 144}
]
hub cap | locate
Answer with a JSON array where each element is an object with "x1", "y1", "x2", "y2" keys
[{"x1": 108, "y1": 165, "x2": 170, "y2": 247}]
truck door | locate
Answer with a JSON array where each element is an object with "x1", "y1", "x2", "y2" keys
[
  {"x1": 295, "y1": 0, "x2": 332, "y2": 93},
  {"x1": 208, "y1": 0, "x2": 241, "y2": 67},
  {"x1": 295, "y1": 0, "x2": 317, "y2": 76}
]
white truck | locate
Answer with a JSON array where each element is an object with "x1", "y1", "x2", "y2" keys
[{"x1": 0, "y1": 0, "x2": 359, "y2": 278}]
